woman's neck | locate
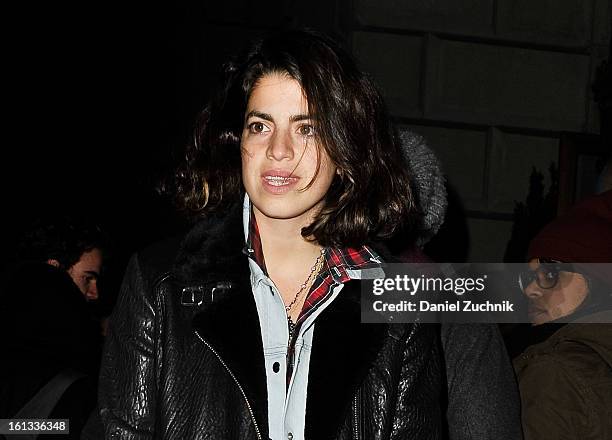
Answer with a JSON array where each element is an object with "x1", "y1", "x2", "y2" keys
[
  {"x1": 253, "y1": 207, "x2": 324, "y2": 315},
  {"x1": 253, "y1": 206, "x2": 323, "y2": 268}
]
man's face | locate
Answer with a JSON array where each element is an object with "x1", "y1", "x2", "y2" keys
[
  {"x1": 522, "y1": 258, "x2": 589, "y2": 325},
  {"x1": 67, "y1": 248, "x2": 102, "y2": 301}
]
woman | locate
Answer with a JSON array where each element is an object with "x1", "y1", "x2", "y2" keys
[
  {"x1": 98, "y1": 30, "x2": 442, "y2": 439},
  {"x1": 513, "y1": 190, "x2": 612, "y2": 440}
]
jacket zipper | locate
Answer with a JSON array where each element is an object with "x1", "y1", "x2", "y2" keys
[
  {"x1": 352, "y1": 388, "x2": 362, "y2": 440},
  {"x1": 195, "y1": 331, "x2": 262, "y2": 440}
]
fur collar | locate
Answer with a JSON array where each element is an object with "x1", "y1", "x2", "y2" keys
[{"x1": 173, "y1": 200, "x2": 247, "y2": 285}]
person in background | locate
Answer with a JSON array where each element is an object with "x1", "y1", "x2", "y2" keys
[
  {"x1": 17, "y1": 217, "x2": 105, "y2": 301},
  {"x1": 514, "y1": 189, "x2": 612, "y2": 440},
  {"x1": 0, "y1": 216, "x2": 107, "y2": 438},
  {"x1": 398, "y1": 129, "x2": 522, "y2": 440}
]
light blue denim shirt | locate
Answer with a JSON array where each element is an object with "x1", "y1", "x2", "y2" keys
[
  {"x1": 243, "y1": 194, "x2": 391, "y2": 440},
  {"x1": 243, "y1": 195, "x2": 346, "y2": 440}
]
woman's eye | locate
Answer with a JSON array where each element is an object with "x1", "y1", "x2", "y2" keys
[
  {"x1": 248, "y1": 122, "x2": 269, "y2": 134},
  {"x1": 298, "y1": 124, "x2": 315, "y2": 137},
  {"x1": 537, "y1": 267, "x2": 557, "y2": 282}
]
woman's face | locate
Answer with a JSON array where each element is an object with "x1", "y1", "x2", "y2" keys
[
  {"x1": 241, "y1": 73, "x2": 337, "y2": 225},
  {"x1": 522, "y1": 258, "x2": 589, "y2": 325}
]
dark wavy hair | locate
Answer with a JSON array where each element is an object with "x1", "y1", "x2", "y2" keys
[
  {"x1": 17, "y1": 216, "x2": 108, "y2": 270},
  {"x1": 168, "y1": 29, "x2": 415, "y2": 247}
]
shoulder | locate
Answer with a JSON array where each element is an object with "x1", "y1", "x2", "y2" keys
[
  {"x1": 516, "y1": 324, "x2": 611, "y2": 369},
  {"x1": 514, "y1": 324, "x2": 612, "y2": 398},
  {"x1": 128, "y1": 203, "x2": 246, "y2": 288},
  {"x1": 133, "y1": 235, "x2": 184, "y2": 285}
]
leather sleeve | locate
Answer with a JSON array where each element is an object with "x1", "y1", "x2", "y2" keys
[
  {"x1": 99, "y1": 254, "x2": 158, "y2": 439},
  {"x1": 392, "y1": 323, "x2": 443, "y2": 440}
]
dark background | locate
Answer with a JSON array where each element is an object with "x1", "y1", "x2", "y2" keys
[
  {"x1": 3, "y1": 4, "x2": 195, "y2": 303},
  {"x1": 4, "y1": 3, "x2": 194, "y2": 248}
]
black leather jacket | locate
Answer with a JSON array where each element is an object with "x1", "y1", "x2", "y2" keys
[{"x1": 98, "y1": 204, "x2": 442, "y2": 439}]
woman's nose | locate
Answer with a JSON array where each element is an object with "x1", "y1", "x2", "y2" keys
[
  {"x1": 266, "y1": 130, "x2": 295, "y2": 161},
  {"x1": 523, "y1": 280, "x2": 542, "y2": 299}
]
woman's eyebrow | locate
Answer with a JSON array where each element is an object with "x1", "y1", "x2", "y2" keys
[
  {"x1": 245, "y1": 110, "x2": 314, "y2": 123},
  {"x1": 289, "y1": 114, "x2": 312, "y2": 123},
  {"x1": 245, "y1": 110, "x2": 273, "y2": 121}
]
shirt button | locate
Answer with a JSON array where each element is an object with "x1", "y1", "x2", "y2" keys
[
  {"x1": 287, "y1": 433, "x2": 293, "y2": 440},
  {"x1": 273, "y1": 362, "x2": 280, "y2": 373}
]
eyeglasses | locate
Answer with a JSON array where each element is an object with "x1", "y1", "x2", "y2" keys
[{"x1": 518, "y1": 259, "x2": 577, "y2": 291}]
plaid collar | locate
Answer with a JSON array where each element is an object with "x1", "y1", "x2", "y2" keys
[{"x1": 244, "y1": 202, "x2": 383, "y2": 319}]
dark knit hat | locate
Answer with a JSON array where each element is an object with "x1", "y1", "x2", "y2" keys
[
  {"x1": 399, "y1": 129, "x2": 447, "y2": 247},
  {"x1": 528, "y1": 190, "x2": 612, "y2": 288}
]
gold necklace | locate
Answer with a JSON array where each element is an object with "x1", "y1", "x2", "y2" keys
[{"x1": 286, "y1": 248, "x2": 325, "y2": 336}]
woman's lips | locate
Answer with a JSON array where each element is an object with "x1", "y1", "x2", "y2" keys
[{"x1": 261, "y1": 170, "x2": 299, "y2": 194}]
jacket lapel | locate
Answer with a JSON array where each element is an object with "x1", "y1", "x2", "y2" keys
[
  {"x1": 191, "y1": 278, "x2": 269, "y2": 439},
  {"x1": 305, "y1": 280, "x2": 389, "y2": 439},
  {"x1": 174, "y1": 201, "x2": 269, "y2": 439}
]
